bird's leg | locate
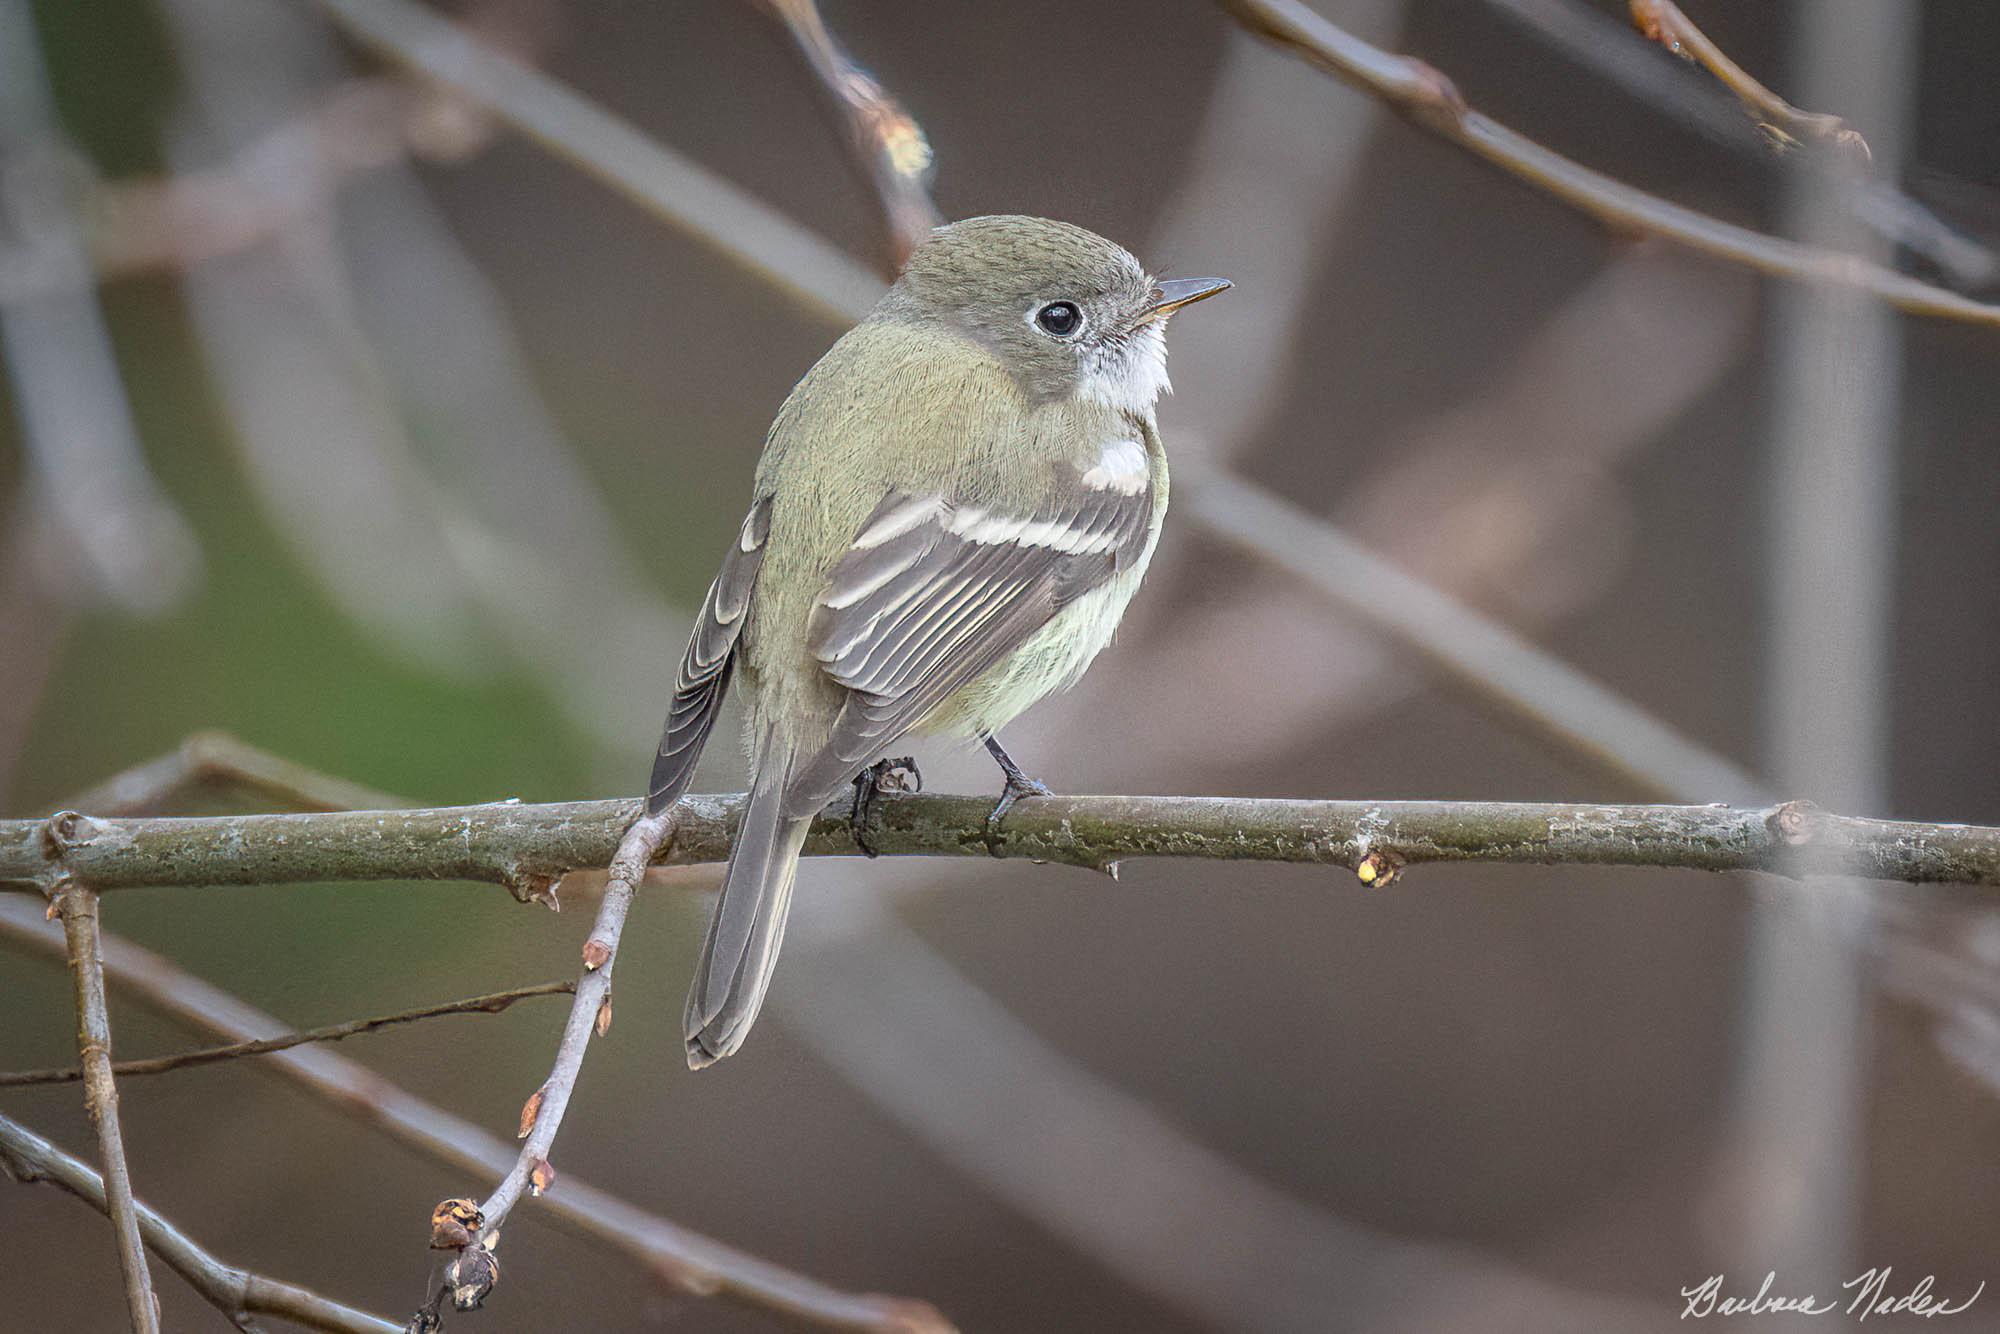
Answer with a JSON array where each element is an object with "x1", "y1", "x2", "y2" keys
[
  {"x1": 983, "y1": 734, "x2": 1053, "y2": 833},
  {"x1": 849, "y1": 756, "x2": 922, "y2": 857}
]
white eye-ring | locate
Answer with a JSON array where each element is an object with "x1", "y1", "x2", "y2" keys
[{"x1": 1031, "y1": 301, "x2": 1084, "y2": 338}]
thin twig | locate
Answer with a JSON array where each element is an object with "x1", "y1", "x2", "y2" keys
[
  {"x1": 756, "y1": 0, "x2": 938, "y2": 275},
  {"x1": 0, "y1": 980, "x2": 574, "y2": 1087},
  {"x1": 1211, "y1": 0, "x2": 2000, "y2": 327},
  {"x1": 1629, "y1": 0, "x2": 1871, "y2": 164},
  {"x1": 48, "y1": 880, "x2": 158, "y2": 1334},
  {"x1": 1, "y1": 794, "x2": 1995, "y2": 890},
  {"x1": 0, "y1": 1111, "x2": 399, "y2": 1334},
  {"x1": 0, "y1": 896, "x2": 950, "y2": 1333},
  {"x1": 1485, "y1": 0, "x2": 1994, "y2": 290},
  {"x1": 437, "y1": 809, "x2": 674, "y2": 1316}
]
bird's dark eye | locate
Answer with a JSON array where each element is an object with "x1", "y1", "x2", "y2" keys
[{"x1": 1035, "y1": 302, "x2": 1082, "y2": 337}]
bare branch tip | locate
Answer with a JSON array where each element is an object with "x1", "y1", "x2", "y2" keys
[{"x1": 1627, "y1": 0, "x2": 1676, "y2": 52}]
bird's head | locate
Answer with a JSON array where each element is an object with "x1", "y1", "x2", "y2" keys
[{"x1": 882, "y1": 214, "x2": 1230, "y2": 415}]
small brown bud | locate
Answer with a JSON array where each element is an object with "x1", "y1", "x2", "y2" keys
[
  {"x1": 530, "y1": 1158, "x2": 556, "y2": 1196},
  {"x1": 1629, "y1": 0, "x2": 1665, "y2": 45},
  {"x1": 445, "y1": 1245, "x2": 500, "y2": 1310},
  {"x1": 502, "y1": 867, "x2": 561, "y2": 910},
  {"x1": 581, "y1": 939, "x2": 611, "y2": 970},
  {"x1": 40, "y1": 811, "x2": 92, "y2": 859},
  {"x1": 1355, "y1": 849, "x2": 1405, "y2": 888},
  {"x1": 517, "y1": 1086, "x2": 546, "y2": 1140},
  {"x1": 1766, "y1": 799, "x2": 1819, "y2": 847},
  {"x1": 595, "y1": 992, "x2": 614, "y2": 1038},
  {"x1": 429, "y1": 1198, "x2": 483, "y2": 1250}
]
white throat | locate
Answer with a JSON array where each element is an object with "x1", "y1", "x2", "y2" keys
[{"x1": 1077, "y1": 322, "x2": 1171, "y2": 416}]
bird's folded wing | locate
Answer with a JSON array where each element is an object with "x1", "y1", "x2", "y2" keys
[
  {"x1": 783, "y1": 480, "x2": 1151, "y2": 815},
  {"x1": 647, "y1": 495, "x2": 773, "y2": 815}
]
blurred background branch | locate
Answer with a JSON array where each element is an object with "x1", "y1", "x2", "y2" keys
[
  {"x1": 0, "y1": 979, "x2": 575, "y2": 1088},
  {"x1": 1715, "y1": 0, "x2": 1916, "y2": 1289},
  {"x1": 1214, "y1": 0, "x2": 2000, "y2": 326},
  {"x1": 1627, "y1": 0, "x2": 1871, "y2": 164},
  {"x1": 0, "y1": 0, "x2": 202, "y2": 623},
  {"x1": 0, "y1": 1111, "x2": 398, "y2": 1333},
  {"x1": 1486, "y1": 0, "x2": 1997, "y2": 289},
  {"x1": 755, "y1": 0, "x2": 938, "y2": 276}
]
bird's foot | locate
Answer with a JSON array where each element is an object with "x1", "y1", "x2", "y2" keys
[
  {"x1": 986, "y1": 771, "x2": 1053, "y2": 835},
  {"x1": 849, "y1": 756, "x2": 921, "y2": 858},
  {"x1": 981, "y1": 733, "x2": 1051, "y2": 835}
]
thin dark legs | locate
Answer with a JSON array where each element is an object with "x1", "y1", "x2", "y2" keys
[{"x1": 983, "y1": 733, "x2": 1051, "y2": 831}]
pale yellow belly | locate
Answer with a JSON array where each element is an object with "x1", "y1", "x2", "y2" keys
[{"x1": 916, "y1": 551, "x2": 1155, "y2": 741}]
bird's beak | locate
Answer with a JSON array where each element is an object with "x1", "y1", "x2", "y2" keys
[{"x1": 1144, "y1": 277, "x2": 1232, "y2": 321}]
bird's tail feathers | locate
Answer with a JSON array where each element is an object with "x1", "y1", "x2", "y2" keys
[{"x1": 683, "y1": 735, "x2": 812, "y2": 1069}]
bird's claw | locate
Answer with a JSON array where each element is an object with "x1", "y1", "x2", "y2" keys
[
  {"x1": 986, "y1": 772, "x2": 1053, "y2": 835},
  {"x1": 850, "y1": 756, "x2": 921, "y2": 857}
]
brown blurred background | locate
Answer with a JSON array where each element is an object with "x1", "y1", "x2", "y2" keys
[{"x1": 3, "y1": 0, "x2": 1999, "y2": 1330}]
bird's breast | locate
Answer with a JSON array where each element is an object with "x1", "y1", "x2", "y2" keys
[{"x1": 917, "y1": 466, "x2": 1167, "y2": 741}]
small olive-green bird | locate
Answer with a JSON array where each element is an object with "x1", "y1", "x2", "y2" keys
[{"x1": 647, "y1": 215, "x2": 1229, "y2": 1068}]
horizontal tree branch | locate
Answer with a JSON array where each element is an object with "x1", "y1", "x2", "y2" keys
[
  {"x1": 0, "y1": 1111, "x2": 398, "y2": 1334},
  {"x1": 4, "y1": 794, "x2": 1997, "y2": 891},
  {"x1": 0, "y1": 980, "x2": 574, "y2": 1087}
]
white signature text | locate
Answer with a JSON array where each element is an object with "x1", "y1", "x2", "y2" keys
[{"x1": 1680, "y1": 1270, "x2": 1983, "y2": 1320}]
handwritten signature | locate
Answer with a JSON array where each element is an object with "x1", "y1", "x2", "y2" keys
[{"x1": 1681, "y1": 1270, "x2": 1984, "y2": 1320}]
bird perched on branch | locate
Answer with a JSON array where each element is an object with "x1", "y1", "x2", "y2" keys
[{"x1": 647, "y1": 215, "x2": 1229, "y2": 1067}]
